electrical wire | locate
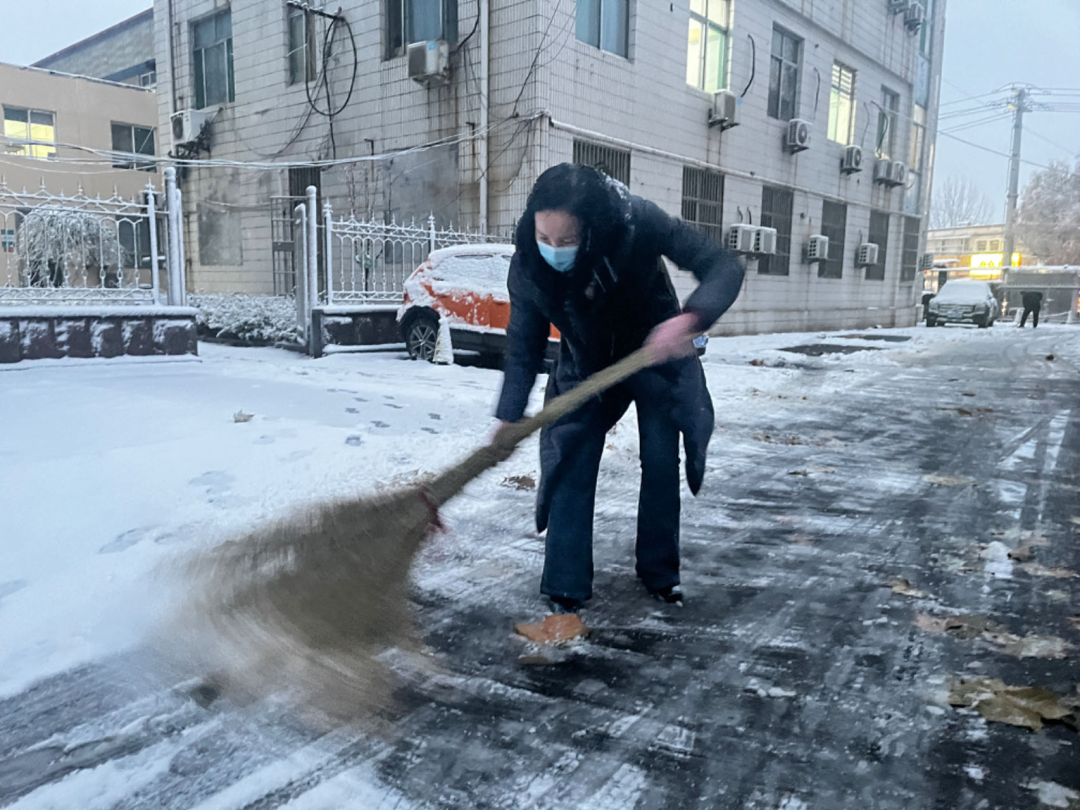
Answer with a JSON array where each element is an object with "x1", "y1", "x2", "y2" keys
[{"x1": 1024, "y1": 127, "x2": 1079, "y2": 156}]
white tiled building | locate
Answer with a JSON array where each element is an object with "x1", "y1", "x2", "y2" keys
[{"x1": 154, "y1": 0, "x2": 945, "y2": 333}]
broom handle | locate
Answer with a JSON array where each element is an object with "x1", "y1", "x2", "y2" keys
[{"x1": 424, "y1": 346, "x2": 659, "y2": 507}]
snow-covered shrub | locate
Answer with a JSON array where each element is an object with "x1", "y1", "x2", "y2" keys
[
  {"x1": 17, "y1": 209, "x2": 122, "y2": 287},
  {"x1": 190, "y1": 293, "x2": 301, "y2": 343}
]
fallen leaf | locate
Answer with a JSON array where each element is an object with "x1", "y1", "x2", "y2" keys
[
  {"x1": 990, "y1": 632, "x2": 1073, "y2": 660},
  {"x1": 514, "y1": 613, "x2": 589, "y2": 644},
  {"x1": 749, "y1": 359, "x2": 766, "y2": 367},
  {"x1": 787, "y1": 534, "x2": 815, "y2": 547},
  {"x1": 961, "y1": 392, "x2": 977, "y2": 397},
  {"x1": 1021, "y1": 563, "x2": 1079, "y2": 579},
  {"x1": 1046, "y1": 354, "x2": 1056, "y2": 361},
  {"x1": 889, "y1": 578, "x2": 928, "y2": 598},
  {"x1": 915, "y1": 613, "x2": 953, "y2": 634},
  {"x1": 949, "y1": 678, "x2": 1076, "y2": 731},
  {"x1": 788, "y1": 470, "x2": 810, "y2": 477},
  {"x1": 233, "y1": 410, "x2": 254, "y2": 423},
  {"x1": 956, "y1": 408, "x2": 973, "y2": 417},
  {"x1": 502, "y1": 474, "x2": 536, "y2": 491},
  {"x1": 922, "y1": 473, "x2": 975, "y2": 487},
  {"x1": 1008, "y1": 544, "x2": 1037, "y2": 562}
]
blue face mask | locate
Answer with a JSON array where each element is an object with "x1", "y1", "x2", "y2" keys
[{"x1": 537, "y1": 241, "x2": 578, "y2": 273}]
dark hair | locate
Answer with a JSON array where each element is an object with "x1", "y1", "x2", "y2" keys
[{"x1": 514, "y1": 163, "x2": 630, "y2": 273}]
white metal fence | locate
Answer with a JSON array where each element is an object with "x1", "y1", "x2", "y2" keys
[
  {"x1": 323, "y1": 203, "x2": 509, "y2": 305},
  {"x1": 0, "y1": 167, "x2": 186, "y2": 307}
]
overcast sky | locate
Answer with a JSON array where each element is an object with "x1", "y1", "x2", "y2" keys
[{"x1": 1, "y1": 0, "x2": 1077, "y2": 222}]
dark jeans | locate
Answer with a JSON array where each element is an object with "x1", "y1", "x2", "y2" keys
[
  {"x1": 1021, "y1": 307, "x2": 1040, "y2": 328},
  {"x1": 537, "y1": 368, "x2": 681, "y2": 604}
]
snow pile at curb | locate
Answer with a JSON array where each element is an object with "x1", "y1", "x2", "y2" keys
[{"x1": 191, "y1": 294, "x2": 301, "y2": 344}]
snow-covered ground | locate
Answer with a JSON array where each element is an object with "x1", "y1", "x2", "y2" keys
[
  {"x1": 1, "y1": 322, "x2": 1078, "y2": 809},
  {"x1": 0, "y1": 322, "x2": 1072, "y2": 699}
]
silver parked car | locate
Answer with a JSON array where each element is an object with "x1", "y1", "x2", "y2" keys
[{"x1": 926, "y1": 280, "x2": 999, "y2": 329}]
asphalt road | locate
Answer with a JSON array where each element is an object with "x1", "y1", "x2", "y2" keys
[{"x1": 2, "y1": 327, "x2": 1078, "y2": 809}]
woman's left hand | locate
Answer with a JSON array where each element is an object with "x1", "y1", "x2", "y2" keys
[{"x1": 645, "y1": 312, "x2": 701, "y2": 364}]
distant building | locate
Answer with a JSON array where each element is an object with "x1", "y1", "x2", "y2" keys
[
  {"x1": 926, "y1": 224, "x2": 1033, "y2": 273},
  {"x1": 154, "y1": 0, "x2": 946, "y2": 333},
  {"x1": 33, "y1": 9, "x2": 156, "y2": 89},
  {"x1": 0, "y1": 63, "x2": 159, "y2": 199}
]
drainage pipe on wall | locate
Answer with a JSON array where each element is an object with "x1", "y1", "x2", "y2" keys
[{"x1": 478, "y1": 0, "x2": 490, "y2": 232}]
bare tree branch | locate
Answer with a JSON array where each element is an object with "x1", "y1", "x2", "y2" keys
[
  {"x1": 930, "y1": 177, "x2": 994, "y2": 230},
  {"x1": 1016, "y1": 159, "x2": 1080, "y2": 266}
]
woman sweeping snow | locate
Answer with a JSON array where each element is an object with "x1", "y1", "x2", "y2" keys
[{"x1": 495, "y1": 164, "x2": 744, "y2": 616}]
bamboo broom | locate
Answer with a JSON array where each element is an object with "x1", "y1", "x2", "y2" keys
[{"x1": 181, "y1": 346, "x2": 657, "y2": 720}]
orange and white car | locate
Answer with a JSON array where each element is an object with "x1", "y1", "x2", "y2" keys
[{"x1": 397, "y1": 244, "x2": 559, "y2": 363}]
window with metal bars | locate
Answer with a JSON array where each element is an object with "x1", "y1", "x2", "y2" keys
[
  {"x1": 827, "y1": 61, "x2": 856, "y2": 144},
  {"x1": 681, "y1": 167, "x2": 724, "y2": 245},
  {"x1": 900, "y1": 216, "x2": 920, "y2": 283},
  {"x1": 867, "y1": 210, "x2": 890, "y2": 281},
  {"x1": 759, "y1": 185, "x2": 793, "y2": 276},
  {"x1": 287, "y1": 5, "x2": 317, "y2": 84},
  {"x1": 819, "y1": 200, "x2": 846, "y2": 279},
  {"x1": 572, "y1": 140, "x2": 631, "y2": 186}
]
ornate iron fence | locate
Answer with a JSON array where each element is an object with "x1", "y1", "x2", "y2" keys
[{"x1": 0, "y1": 167, "x2": 185, "y2": 307}]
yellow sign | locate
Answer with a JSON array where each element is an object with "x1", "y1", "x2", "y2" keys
[{"x1": 969, "y1": 252, "x2": 1022, "y2": 268}]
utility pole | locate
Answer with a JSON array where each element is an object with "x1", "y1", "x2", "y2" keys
[{"x1": 1002, "y1": 86, "x2": 1029, "y2": 270}]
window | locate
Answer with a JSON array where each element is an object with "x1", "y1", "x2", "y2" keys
[
  {"x1": 3, "y1": 106, "x2": 56, "y2": 159},
  {"x1": 867, "y1": 211, "x2": 890, "y2": 281},
  {"x1": 681, "y1": 166, "x2": 724, "y2": 245},
  {"x1": 576, "y1": 0, "x2": 629, "y2": 58},
  {"x1": 900, "y1": 216, "x2": 920, "y2": 283},
  {"x1": 920, "y1": 0, "x2": 934, "y2": 55},
  {"x1": 193, "y1": 10, "x2": 235, "y2": 108},
  {"x1": 976, "y1": 240, "x2": 987, "y2": 251},
  {"x1": 686, "y1": 1, "x2": 730, "y2": 94},
  {"x1": 1, "y1": 229, "x2": 14, "y2": 252},
  {"x1": 386, "y1": 0, "x2": 458, "y2": 59},
  {"x1": 288, "y1": 5, "x2": 317, "y2": 84},
  {"x1": 906, "y1": 105, "x2": 926, "y2": 214},
  {"x1": 111, "y1": 123, "x2": 155, "y2": 171},
  {"x1": 877, "y1": 87, "x2": 899, "y2": 159},
  {"x1": 759, "y1": 186, "x2": 794, "y2": 276},
  {"x1": 139, "y1": 70, "x2": 157, "y2": 88},
  {"x1": 768, "y1": 27, "x2": 801, "y2": 120},
  {"x1": 819, "y1": 201, "x2": 847, "y2": 279},
  {"x1": 573, "y1": 139, "x2": 631, "y2": 185},
  {"x1": 990, "y1": 239, "x2": 1000, "y2": 251},
  {"x1": 827, "y1": 62, "x2": 856, "y2": 144}
]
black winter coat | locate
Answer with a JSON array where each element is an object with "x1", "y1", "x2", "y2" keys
[{"x1": 495, "y1": 190, "x2": 745, "y2": 493}]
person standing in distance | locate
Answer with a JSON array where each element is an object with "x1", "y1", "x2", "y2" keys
[
  {"x1": 494, "y1": 164, "x2": 744, "y2": 615},
  {"x1": 1019, "y1": 290, "x2": 1043, "y2": 328}
]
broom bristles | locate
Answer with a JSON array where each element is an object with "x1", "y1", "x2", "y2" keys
[{"x1": 173, "y1": 348, "x2": 657, "y2": 721}]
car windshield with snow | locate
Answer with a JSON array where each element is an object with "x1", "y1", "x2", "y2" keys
[{"x1": 926, "y1": 280, "x2": 999, "y2": 329}]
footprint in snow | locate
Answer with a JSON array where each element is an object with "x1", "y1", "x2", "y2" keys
[
  {"x1": 0, "y1": 580, "x2": 28, "y2": 603},
  {"x1": 372, "y1": 421, "x2": 389, "y2": 429},
  {"x1": 385, "y1": 403, "x2": 404, "y2": 410},
  {"x1": 253, "y1": 435, "x2": 275, "y2": 445},
  {"x1": 354, "y1": 397, "x2": 368, "y2": 403},
  {"x1": 345, "y1": 407, "x2": 359, "y2": 414},
  {"x1": 280, "y1": 449, "x2": 314, "y2": 462},
  {"x1": 99, "y1": 527, "x2": 152, "y2": 553},
  {"x1": 345, "y1": 435, "x2": 364, "y2": 446},
  {"x1": 188, "y1": 471, "x2": 234, "y2": 494},
  {"x1": 421, "y1": 427, "x2": 439, "y2": 434},
  {"x1": 429, "y1": 413, "x2": 442, "y2": 420}
]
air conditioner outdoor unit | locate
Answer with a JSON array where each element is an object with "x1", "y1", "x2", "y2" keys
[
  {"x1": 170, "y1": 109, "x2": 209, "y2": 147},
  {"x1": 892, "y1": 161, "x2": 909, "y2": 186},
  {"x1": 755, "y1": 227, "x2": 779, "y2": 256},
  {"x1": 888, "y1": 0, "x2": 909, "y2": 13},
  {"x1": 857, "y1": 243, "x2": 880, "y2": 267},
  {"x1": 905, "y1": 1, "x2": 925, "y2": 30},
  {"x1": 921, "y1": 252, "x2": 936, "y2": 271},
  {"x1": 785, "y1": 119, "x2": 812, "y2": 153},
  {"x1": 805, "y1": 235, "x2": 829, "y2": 263},
  {"x1": 841, "y1": 145, "x2": 864, "y2": 174},
  {"x1": 708, "y1": 90, "x2": 739, "y2": 130},
  {"x1": 874, "y1": 157, "x2": 896, "y2": 185},
  {"x1": 407, "y1": 40, "x2": 450, "y2": 86},
  {"x1": 727, "y1": 224, "x2": 757, "y2": 254}
]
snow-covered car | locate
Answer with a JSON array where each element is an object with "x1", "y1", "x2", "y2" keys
[
  {"x1": 925, "y1": 280, "x2": 1000, "y2": 328},
  {"x1": 397, "y1": 244, "x2": 559, "y2": 363}
]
